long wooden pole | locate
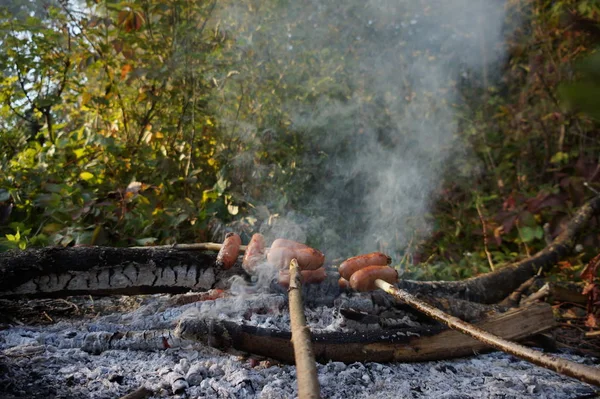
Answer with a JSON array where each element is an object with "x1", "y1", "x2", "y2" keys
[
  {"x1": 375, "y1": 279, "x2": 600, "y2": 387},
  {"x1": 288, "y1": 259, "x2": 321, "y2": 399}
]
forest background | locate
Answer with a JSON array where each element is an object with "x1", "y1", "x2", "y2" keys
[{"x1": 1, "y1": 0, "x2": 599, "y2": 283}]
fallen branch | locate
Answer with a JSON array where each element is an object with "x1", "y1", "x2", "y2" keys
[
  {"x1": 398, "y1": 195, "x2": 600, "y2": 303},
  {"x1": 288, "y1": 258, "x2": 321, "y2": 399},
  {"x1": 521, "y1": 282, "x2": 551, "y2": 305},
  {"x1": 375, "y1": 279, "x2": 600, "y2": 387}
]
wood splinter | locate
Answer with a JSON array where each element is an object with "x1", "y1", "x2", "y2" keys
[
  {"x1": 374, "y1": 279, "x2": 600, "y2": 388},
  {"x1": 288, "y1": 258, "x2": 321, "y2": 399}
]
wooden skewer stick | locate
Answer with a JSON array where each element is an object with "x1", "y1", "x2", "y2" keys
[
  {"x1": 375, "y1": 279, "x2": 600, "y2": 387},
  {"x1": 288, "y1": 258, "x2": 321, "y2": 399},
  {"x1": 129, "y1": 242, "x2": 247, "y2": 252}
]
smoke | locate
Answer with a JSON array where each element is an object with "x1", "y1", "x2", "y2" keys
[{"x1": 213, "y1": 0, "x2": 510, "y2": 261}]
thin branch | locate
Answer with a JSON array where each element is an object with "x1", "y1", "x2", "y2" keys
[
  {"x1": 5, "y1": 99, "x2": 33, "y2": 123},
  {"x1": 475, "y1": 199, "x2": 495, "y2": 271},
  {"x1": 376, "y1": 279, "x2": 600, "y2": 388}
]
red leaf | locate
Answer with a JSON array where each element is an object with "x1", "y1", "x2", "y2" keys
[
  {"x1": 503, "y1": 195, "x2": 516, "y2": 212},
  {"x1": 581, "y1": 253, "x2": 600, "y2": 282},
  {"x1": 585, "y1": 313, "x2": 599, "y2": 328},
  {"x1": 582, "y1": 282, "x2": 597, "y2": 296},
  {"x1": 526, "y1": 192, "x2": 565, "y2": 213}
]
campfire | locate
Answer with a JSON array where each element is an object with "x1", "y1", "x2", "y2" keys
[{"x1": 1, "y1": 196, "x2": 600, "y2": 397}]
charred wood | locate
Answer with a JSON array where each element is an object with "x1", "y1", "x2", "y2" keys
[
  {"x1": 175, "y1": 302, "x2": 555, "y2": 363},
  {"x1": 0, "y1": 246, "x2": 242, "y2": 298}
]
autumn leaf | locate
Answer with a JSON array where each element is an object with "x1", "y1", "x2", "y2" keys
[
  {"x1": 121, "y1": 64, "x2": 133, "y2": 80},
  {"x1": 581, "y1": 253, "x2": 600, "y2": 282},
  {"x1": 585, "y1": 313, "x2": 599, "y2": 328}
]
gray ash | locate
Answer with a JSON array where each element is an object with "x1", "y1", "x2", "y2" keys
[{"x1": 0, "y1": 291, "x2": 598, "y2": 398}]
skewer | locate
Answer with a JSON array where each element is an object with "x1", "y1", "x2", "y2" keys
[
  {"x1": 288, "y1": 258, "x2": 321, "y2": 399},
  {"x1": 374, "y1": 279, "x2": 600, "y2": 387},
  {"x1": 129, "y1": 242, "x2": 247, "y2": 252}
]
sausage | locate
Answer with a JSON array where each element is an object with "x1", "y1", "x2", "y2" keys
[
  {"x1": 294, "y1": 247, "x2": 325, "y2": 270},
  {"x1": 338, "y1": 252, "x2": 391, "y2": 280},
  {"x1": 277, "y1": 267, "x2": 327, "y2": 288},
  {"x1": 216, "y1": 232, "x2": 241, "y2": 270},
  {"x1": 271, "y1": 238, "x2": 309, "y2": 250},
  {"x1": 349, "y1": 265, "x2": 398, "y2": 292},
  {"x1": 266, "y1": 246, "x2": 295, "y2": 269},
  {"x1": 267, "y1": 245, "x2": 325, "y2": 270},
  {"x1": 338, "y1": 277, "x2": 349, "y2": 290},
  {"x1": 242, "y1": 233, "x2": 266, "y2": 274}
]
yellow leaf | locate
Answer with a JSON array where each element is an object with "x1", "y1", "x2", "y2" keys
[
  {"x1": 80, "y1": 171, "x2": 94, "y2": 181},
  {"x1": 81, "y1": 92, "x2": 91, "y2": 106}
]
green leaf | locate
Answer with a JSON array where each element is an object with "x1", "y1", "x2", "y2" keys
[
  {"x1": 550, "y1": 152, "x2": 566, "y2": 164},
  {"x1": 520, "y1": 226, "x2": 536, "y2": 243}
]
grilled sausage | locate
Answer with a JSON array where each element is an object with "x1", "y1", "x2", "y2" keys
[
  {"x1": 216, "y1": 232, "x2": 241, "y2": 270},
  {"x1": 266, "y1": 246, "x2": 295, "y2": 269},
  {"x1": 349, "y1": 265, "x2": 398, "y2": 292},
  {"x1": 242, "y1": 233, "x2": 266, "y2": 274},
  {"x1": 338, "y1": 277, "x2": 350, "y2": 290},
  {"x1": 277, "y1": 267, "x2": 327, "y2": 288},
  {"x1": 267, "y1": 245, "x2": 325, "y2": 270},
  {"x1": 271, "y1": 238, "x2": 309, "y2": 250},
  {"x1": 294, "y1": 247, "x2": 325, "y2": 270},
  {"x1": 338, "y1": 252, "x2": 391, "y2": 280}
]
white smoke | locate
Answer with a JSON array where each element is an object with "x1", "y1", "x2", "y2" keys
[{"x1": 213, "y1": 0, "x2": 511, "y2": 261}]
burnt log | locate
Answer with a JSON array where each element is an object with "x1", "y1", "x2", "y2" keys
[
  {"x1": 0, "y1": 246, "x2": 242, "y2": 298},
  {"x1": 175, "y1": 302, "x2": 555, "y2": 363}
]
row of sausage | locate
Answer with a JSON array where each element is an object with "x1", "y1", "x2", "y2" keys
[{"x1": 216, "y1": 233, "x2": 399, "y2": 292}]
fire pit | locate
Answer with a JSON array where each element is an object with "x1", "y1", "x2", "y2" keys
[{"x1": 2, "y1": 196, "x2": 600, "y2": 399}]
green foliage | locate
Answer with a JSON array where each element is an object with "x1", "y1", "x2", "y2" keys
[
  {"x1": 559, "y1": 52, "x2": 600, "y2": 121},
  {"x1": 0, "y1": 0, "x2": 237, "y2": 247}
]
